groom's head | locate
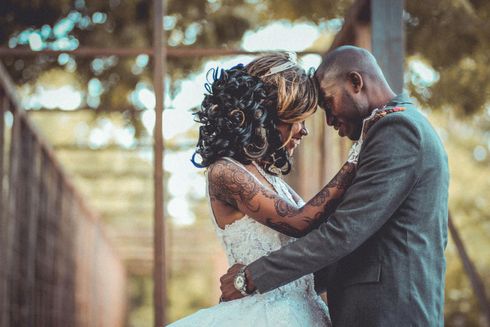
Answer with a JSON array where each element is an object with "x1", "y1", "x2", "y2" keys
[{"x1": 314, "y1": 45, "x2": 394, "y2": 140}]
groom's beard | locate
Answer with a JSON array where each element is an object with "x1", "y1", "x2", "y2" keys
[
  {"x1": 350, "y1": 119, "x2": 363, "y2": 140},
  {"x1": 342, "y1": 91, "x2": 364, "y2": 140}
]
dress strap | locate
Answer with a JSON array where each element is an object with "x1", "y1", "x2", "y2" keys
[{"x1": 221, "y1": 157, "x2": 265, "y2": 187}]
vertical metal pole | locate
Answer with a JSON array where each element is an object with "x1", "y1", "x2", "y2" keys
[
  {"x1": 371, "y1": 0, "x2": 405, "y2": 94},
  {"x1": 153, "y1": 0, "x2": 167, "y2": 326}
]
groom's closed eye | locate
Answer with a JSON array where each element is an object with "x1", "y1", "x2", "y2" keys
[
  {"x1": 317, "y1": 95, "x2": 326, "y2": 110},
  {"x1": 323, "y1": 103, "x2": 337, "y2": 126}
]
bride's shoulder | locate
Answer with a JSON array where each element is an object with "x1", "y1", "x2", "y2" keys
[
  {"x1": 207, "y1": 158, "x2": 260, "y2": 191},
  {"x1": 207, "y1": 157, "x2": 233, "y2": 173},
  {"x1": 208, "y1": 158, "x2": 240, "y2": 179}
]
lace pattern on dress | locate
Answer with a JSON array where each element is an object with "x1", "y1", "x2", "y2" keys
[
  {"x1": 209, "y1": 158, "x2": 319, "y2": 297},
  {"x1": 188, "y1": 157, "x2": 331, "y2": 327}
]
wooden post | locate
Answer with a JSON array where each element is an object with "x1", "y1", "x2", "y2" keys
[
  {"x1": 0, "y1": 47, "x2": 321, "y2": 58},
  {"x1": 153, "y1": 0, "x2": 167, "y2": 326},
  {"x1": 371, "y1": 0, "x2": 405, "y2": 94},
  {"x1": 448, "y1": 213, "x2": 490, "y2": 326},
  {"x1": 5, "y1": 107, "x2": 21, "y2": 327}
]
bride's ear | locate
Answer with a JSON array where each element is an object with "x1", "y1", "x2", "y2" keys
[{"x1": 348, "y1": 72, "x2": 363, "y2": 94}]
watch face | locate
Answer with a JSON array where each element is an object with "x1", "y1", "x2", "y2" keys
[{"x1": 234, "y1": 275, "x2": 245, "y2": 289}]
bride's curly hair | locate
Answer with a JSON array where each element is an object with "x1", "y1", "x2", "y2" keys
[{"x1": 191, "y1": 52, "x2": 318, "y2": 175}]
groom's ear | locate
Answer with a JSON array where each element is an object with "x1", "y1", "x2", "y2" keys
[{"x1": 348, "y1": 71, "x2": 363, "y2": 93}]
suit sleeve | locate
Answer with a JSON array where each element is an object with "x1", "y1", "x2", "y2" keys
[{"x1": 247, "y1": 114, "x2": 422, "y2": 293}]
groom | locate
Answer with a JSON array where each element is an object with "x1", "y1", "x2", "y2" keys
[{"x1": 219, "y1": 46, "x2": 449, "y2": 326}]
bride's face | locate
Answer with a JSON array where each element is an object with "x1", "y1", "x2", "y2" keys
[{"x1": 277, "y1": 121, "x2": 308, "y2": 156}]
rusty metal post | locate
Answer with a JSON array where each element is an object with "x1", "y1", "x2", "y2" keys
[{"x1": 153, "y1": 0, "x2": 167, "y2": 326}]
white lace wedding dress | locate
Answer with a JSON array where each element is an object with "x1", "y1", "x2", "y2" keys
[{"x1": 168, "y1": 157, "x2": 331, "y2": 327}]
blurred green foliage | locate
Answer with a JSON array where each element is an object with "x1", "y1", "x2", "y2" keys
[
  {"x1": 429, "y1": 110, "x2": 490, "y2": 326},
  {"x1": 3, "y1": 0, "x2": 489, "y2": 133},
  {"x1": 405, "y1": 0, "x2": 490, "y2": 117}
]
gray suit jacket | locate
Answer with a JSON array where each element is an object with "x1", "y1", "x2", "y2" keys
[{"x1": 247, "y1": 94, "x2": 449, "y2": 327}]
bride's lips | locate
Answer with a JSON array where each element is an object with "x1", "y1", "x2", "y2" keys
[{"x1": 291, "y1": 137, "x2": 301, "y2": 148}]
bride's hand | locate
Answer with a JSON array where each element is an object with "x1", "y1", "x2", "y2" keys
[
  {"x1": 348, "y1": 107, "x2": 406, "y2": 164},
  {"x1": 361, "y1": 106, "x2": 406, "y2": 141}
]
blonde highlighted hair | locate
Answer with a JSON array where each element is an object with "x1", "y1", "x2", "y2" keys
[
  {"x1": 192, "y1": 52, "x2": 318, "y2": 175},
  {"x1": 246, "y1": 52, "x2": 318, "y2": 147}
]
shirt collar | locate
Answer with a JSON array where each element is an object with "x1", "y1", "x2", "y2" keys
[{"x1": 386, "y1": 93, "x2": 413, "y2": 108}]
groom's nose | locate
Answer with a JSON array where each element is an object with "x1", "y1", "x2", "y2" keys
[{"x1": 325, "y1": 112, "x2": 335, "y2": 126}]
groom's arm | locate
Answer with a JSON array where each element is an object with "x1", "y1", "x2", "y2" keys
[{"x1": 247, "y1": 114, "x2": 422, "y2": 294}]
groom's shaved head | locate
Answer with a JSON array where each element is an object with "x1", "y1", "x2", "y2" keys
[
  {"x1": 313, "y1": 46, "x2": 395, "y2": 140},
  {"x1": 315, "y1": 45, "x2": 387, "y2": 86}
]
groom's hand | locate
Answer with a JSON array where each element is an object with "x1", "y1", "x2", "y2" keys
[{"x1": 219, "y1": 263, "x2": 256, "y2": 302}]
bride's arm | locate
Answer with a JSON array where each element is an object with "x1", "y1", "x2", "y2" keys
[
  {"x1": 208, "y1": 159, "x2": 355, "y2": 238},
  {"x1": 208, "y1": 108, "x2": 403, "y2": 238}
]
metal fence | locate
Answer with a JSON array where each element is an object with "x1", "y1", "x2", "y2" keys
[{"x1": 0, "y1": 62, "x2": 127, "y2": 327}]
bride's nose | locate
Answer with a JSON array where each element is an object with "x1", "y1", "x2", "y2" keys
[{"x1": 300, "y1": 123, "x2": 309, "y2": 136}]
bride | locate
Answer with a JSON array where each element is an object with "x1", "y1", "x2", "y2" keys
[{"x1": 169, "y1": 52, "x2": 389, "y2": 326}]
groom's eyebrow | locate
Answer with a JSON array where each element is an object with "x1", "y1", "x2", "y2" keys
[{"x1": 321, "y1": 95, "x2": 333, "y2": 113}]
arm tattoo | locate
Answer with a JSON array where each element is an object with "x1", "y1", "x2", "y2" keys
[
  {"x1": 265, "y1": 218, "x2": 305, "y2": 238},
  {"x1": 208, "y1": 160, "x2": 260, "y2": 212},
  {"x1": 209, "y1": 110, "x2": 396, "y2": 236},
  {"x1": 309, "y1": 188, "x2": 331, "y2": 207},
  {"x1": 274, "y1": 198, "x2": 299, "y2": 217},
  {"x1": 266, "y1": 162, "x2": 355, "y2": 236},
  {"x1": 326, "y1": 162, "x2": 356, "y2": 189},
  {"x1": 266, "y1": 215, "x2": 320, "y2": 238},
  {"x1": 208, "y1": 160, "x2": 356, "y2": 238},
  {"x1": 302, "y1": 162, "x2": 356, "y2": 223}
]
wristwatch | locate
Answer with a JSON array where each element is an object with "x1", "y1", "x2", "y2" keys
[{"x1": 233, "y1": 266, "x2": 250, "y2": 296}]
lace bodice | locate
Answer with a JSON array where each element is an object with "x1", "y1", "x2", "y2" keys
[
  {"x1": 168, "y1": 157, "x2": 331, "y2": 326},
  {"x1": 208, "y1": 157, "x2": 316, "y2": 299}
]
